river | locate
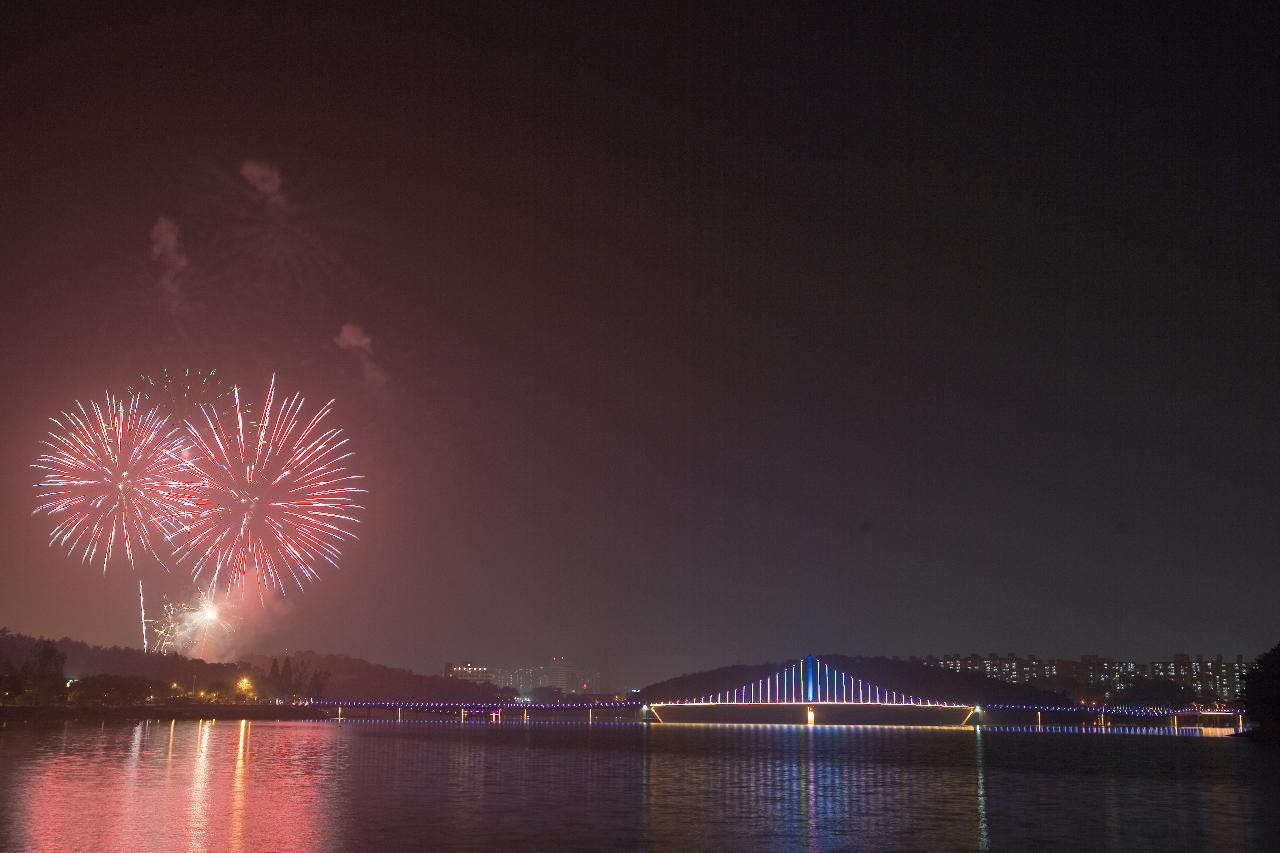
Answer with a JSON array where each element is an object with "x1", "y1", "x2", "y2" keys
[{"x1": 1, "y1": 720, "x2": 1276, "y2": 851}]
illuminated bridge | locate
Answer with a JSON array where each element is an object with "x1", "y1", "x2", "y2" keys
[
  {"x1": 311, "y1": 699, "x2": 637, "y2": 723},
  {"x1": 314, "y1": 654, "x2": 1244, "y2": 729},
  {"x1": 647, "y1": 655, "x2": 975, "y2": 726}
]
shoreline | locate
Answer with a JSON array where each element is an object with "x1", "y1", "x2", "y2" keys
[{"x1": 0, "y1": 704, "x2": 331, "y2": 723}]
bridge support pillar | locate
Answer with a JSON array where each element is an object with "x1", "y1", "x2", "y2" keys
[
  {"x1": 588, "y1": 708, "x2": 594, "y2": 724},
  {"x1": 523, "y1": 708, "x2": 529, "y2": 723},
  {"x1": 806, "y1": 706, "x2": 815, "y2": 726},
  {"x1": 397, "y1": 707, "x2": 402, "y2": 723},
  {"x1": 337, "y1": 706, "x2": 342, "y2": 721},
  {"x1": 461, "y1": 708, "x2": 466, "y2": 723}
]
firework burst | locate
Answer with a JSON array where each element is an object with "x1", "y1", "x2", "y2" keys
[
  {"x1": 33, "y1": 394, "x2": 199, "y2": 572},
  {"x1": 153, "y1": 588, "x2": 233, "y2": 655},
  {"x1": 125, "y1": 367, "x2": 249, "y2": 425},
  {"x1": 174, "y1": 375, "x2": 364, "y2": 596},
  {"x1": 181, "y1": 159, "x2": 355, "y2": 301}
]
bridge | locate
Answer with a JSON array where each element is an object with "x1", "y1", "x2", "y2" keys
[
  {"x1": 653, "y1": 655, "x2": 968, "y2": 707},
  {"x1": 314, "y1": 654, "x2": 1245, "y2": 728},
  {"x1": 647, "y1": 656, "x2": 975, "y2": 725},
  {"x1": 311, "y1": 698, "x2": 637, "y2": 723}
]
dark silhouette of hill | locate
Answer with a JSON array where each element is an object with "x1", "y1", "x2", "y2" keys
[
  {"x1": 1, "y1": 629, "x2": 510, "y2": 702},
  {"x1": 0, "y1": 627, "x2": 238, "y2": 690},
  {"x1": 242, "y1": 651, "x2": 513, "y2": 702},
  {"x1": 1244, "y1": 640, "x2": 1279, "y2": 743},
  {"x1": 639, "y1": 655, "x2": 1067, "y2": 706}
]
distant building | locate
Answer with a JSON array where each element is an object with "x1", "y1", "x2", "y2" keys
[
  {"x1": 490, "y1": 657, "x2": 600, "y2": 697},
  {"x1": 444, "y1": 662, "x2": 491, "y2": 684},
  {"x1": 546, "y1": 656, "x2": 600, "y2": 694},
  {"x1": 1150, "y1": 654, "x2": 1247, "y2": 700},
  {"x1": 1104, "y1": 660, "x2": 1147, "y2": 693},
  {"x1": 923, "y1": 650, "x2": 1247, "y2": 701},
  {"x1": 490, "y1": 666, "x2": 542, "y2": 696},
  {"x1": 932, "y1": 652, "x2": 1056, "y2": 685}
]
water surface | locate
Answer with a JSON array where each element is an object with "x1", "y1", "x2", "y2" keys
[{"x1": 1, "y1": 720, "x2": 1276, "y2": 851}]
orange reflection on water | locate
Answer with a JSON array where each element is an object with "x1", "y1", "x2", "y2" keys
[
  {"x1": 14, "y1": 720, "x2": 338, "y2": 853},
  {"x1": 228, "y1": 720, "x2": 249, "y2": 853}
]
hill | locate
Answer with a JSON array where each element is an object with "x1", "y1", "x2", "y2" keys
[
  {"x1": 0, "y1": 628, "x2": 510, "y2": 702},
  {"x1": 242, "y1": 651, "x2": 513, "y2": 702},
  {"x1": 0, "y1": 627, "x2": 238, "y2": 690}
]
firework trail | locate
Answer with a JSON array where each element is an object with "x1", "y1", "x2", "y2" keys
[
  {"x1": 139, "y1": 580, "x2": 148, "y2": 653},
  {"x1": 173, "y1": 375, "x2": 364, "y2": 597},
  {"x1": 33, "y1": 393, "x2": 200, "y2": 573}
]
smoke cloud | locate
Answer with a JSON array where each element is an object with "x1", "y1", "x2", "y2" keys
[
  {"x1": 188, "y1": 594, "x2": 296, "y2": 663},
  {"x1": 335, "y1": 322, "x2": 389, "y2": 393},
  {"x1": 150, "y1": 216, "x2": 188, "y2": 312},
  {"x1": 334, "y1": 323, "x2": 373, "y2": 353},
  {"x1": 240, "y1": 158, "x2": 287, "y2": 207}
]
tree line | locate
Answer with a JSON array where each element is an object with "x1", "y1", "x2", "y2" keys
[{"x1": 0, "y1": 628, "x2": 328, "y2": 706}]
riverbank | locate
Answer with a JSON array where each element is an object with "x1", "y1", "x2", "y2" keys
[{"x1": 0, "y1": 704, "x2": 331, "y2": 723}]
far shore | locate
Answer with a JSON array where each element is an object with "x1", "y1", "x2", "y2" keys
[{"x1": 0, "y1": 704, "x2": 331, "y2": 723}]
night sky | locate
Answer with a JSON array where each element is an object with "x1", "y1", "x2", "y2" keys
[{"x1": 1, "y1": 4, "x2": 1276, "y2": 688}]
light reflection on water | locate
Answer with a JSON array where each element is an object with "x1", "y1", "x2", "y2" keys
[{"x1": 0, "y1": 720, "x2": 1276, "y2": 852}]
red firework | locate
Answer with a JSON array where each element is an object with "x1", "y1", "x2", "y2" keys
[
  {"x1": 33, "y1": 394, "x2": 198, "y2": 572},
  {"x1": 173, "y1": 375, "x2": 364, "y2": 595}
]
